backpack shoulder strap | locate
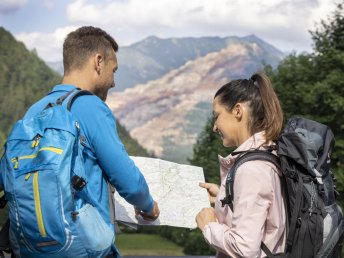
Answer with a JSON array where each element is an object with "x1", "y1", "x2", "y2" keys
[
  {"x1": 221, "y1": 149, "x2": 280, "y2": 211},
  {"x1": 44, "y1": 89, "x2": 94, "y2": 111},
  {"x1": 220, "y1": 150, "x2": 281, "y2": 258},
  {"x1": 65, "y1": 90, "x2": 94, "y2": 111}
]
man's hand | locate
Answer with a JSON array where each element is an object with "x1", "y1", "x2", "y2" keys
[
  {"x1": 199, "y1": 182, "x2": 219, "y2": 204},
  {"x1": 196, "y1": 207, "x2": 217, "y2": 231},
  {"x1": 135, "y1": 200, "x2": 160, "y2": 221}
]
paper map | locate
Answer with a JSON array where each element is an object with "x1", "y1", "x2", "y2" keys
[{"x1": 114, "y1": 156, "x2": 210, "y2": 229}]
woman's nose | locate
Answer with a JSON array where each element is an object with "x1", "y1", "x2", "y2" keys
[{"x1": 213, "y1": 123, "x2": 218, "y2": 133}]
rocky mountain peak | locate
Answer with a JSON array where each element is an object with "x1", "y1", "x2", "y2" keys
[{"x1": 107, "y1": 41, "x2": 283, "y2": 162}]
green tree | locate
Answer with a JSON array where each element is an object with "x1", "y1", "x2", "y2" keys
[
  {"x1": 267, "y1": 2, "x2": 344, "y2": 199},
  {"x1": 0, "y1": 27, "x2": 61, "y2": 146},
  {"x1": 189, "y1": 117, "x2": 231, "y2": 183},
  {"x1": 117, "y1": 122, "x2": 153, "y2": 157}
]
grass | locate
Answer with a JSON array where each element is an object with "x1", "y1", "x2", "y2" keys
[{"x1": 115, "y1": 233, "x2": 185, "y2": 256}]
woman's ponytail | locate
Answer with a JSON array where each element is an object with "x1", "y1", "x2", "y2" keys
[{"x1": 250, "y1": 73, "x2": 283, "y2": 141}]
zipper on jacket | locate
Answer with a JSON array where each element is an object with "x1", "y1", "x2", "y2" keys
[
  {"x1": 11, "y1": 147, "x2": 63, "y2": 169},
  {"x1": 33, "y1": 171, "x2": 46, "y2": 237}
]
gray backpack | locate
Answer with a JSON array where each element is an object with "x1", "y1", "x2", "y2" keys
[{"x1": 221, "y1": 118, "x2": 344, "y2": 257}]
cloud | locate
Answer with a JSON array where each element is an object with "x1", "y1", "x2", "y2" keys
[
  {"x1": 15, "y1": 26, "x2": 77, "y2": 62},
  {"x1": 0, "y1": 0, "x2": 27, "y2": 15},
  {"x1": 14, "y1": 0, "x2": 338, "y2": 63},
  {"x1": 64, "y1": 0, "x2": 338, "y2": 52}
]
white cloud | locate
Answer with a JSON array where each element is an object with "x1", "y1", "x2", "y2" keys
[
  {"x1": 0, "y1": 0, "x2": 27, "y2": 14},
  {"x1": 15, "y1": 26, "x2": 77, "y2": 62},
  {"x1": 309, "y1": 0, "x2": 339, "y2": 30},
  {"x1": 65, "y1": 0, "x2": 338, "y2": 52},
  {"x1": 13, "y1": 0, "x2": 339, "y2": 63}
]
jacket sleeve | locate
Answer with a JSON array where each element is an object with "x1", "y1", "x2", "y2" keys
[
  {"x1": 203, "y1": 161, "x2": 274, "y2": 257},
  {"x1": 72, "y1": 95, "x2": 154, "y2": 213}
]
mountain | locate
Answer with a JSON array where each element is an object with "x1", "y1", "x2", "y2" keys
[
  {"x1": 115, "y1": 34, "x2": 284, "y2": 91},
  {"x1": 47, "y1": 34, "x2": 285, "y2": 91},
  {"x1": 0, "y1": 27, "x2": 151, "y2": 157},
  {"x1": 107, "y1": 41, "x2": 285, "y2": 163}
]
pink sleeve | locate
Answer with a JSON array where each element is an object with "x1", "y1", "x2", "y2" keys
[{"x1": 203, "y1": 161, "x2": 274, "y2": 257}]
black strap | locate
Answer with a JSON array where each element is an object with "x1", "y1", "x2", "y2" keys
[
  {"x1": 66, "y1": 90, "x2": 93, "y2": 111},
  {"x1": 0, "y1": 196, "x2": 7, "y2": 209},
  {"x1": 56, "y1": 88, "x2": 80, "y2": 105},
  {"x1": 221, "y1": 149, "x2": 281, "y2": 257},
  {"x1": 44, "y1": 89, "x2": 94, "y2": 111},
  {"x1": 285, "y1": 173, "x2": 303, "y2": 251},
  {"x1": 222, "y1": 149, "x2": 280, "y2": 210},
  {"x1": 261, "y1": 242, "x2": 275, "y2": 258},
  {"x1": 0, "y1": 219, "x2": 11, "y2": 257}
]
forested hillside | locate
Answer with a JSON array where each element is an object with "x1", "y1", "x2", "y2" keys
[
  {"x1": 0, "y1": 27, "x2": 150, "y2": 157},
  {"x1": 0, "y1": 27, "x2": 60, "y2": 144}
]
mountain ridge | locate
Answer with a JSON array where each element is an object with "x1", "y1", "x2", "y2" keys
[
  {"x1": 47, "y1": 34, "x2": 285, "y2": 91},
  {"x1": 107, "y1": 41, "x2": 284, "y2": 162}
]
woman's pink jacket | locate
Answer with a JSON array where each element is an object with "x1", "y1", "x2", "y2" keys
[{"x1": 202, "y1": 132, "x2": 286, "y2": 258}]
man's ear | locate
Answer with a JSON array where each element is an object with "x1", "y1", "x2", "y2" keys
[{"x1": 94, "y1": 53, "x2": 104, "y2": 74}]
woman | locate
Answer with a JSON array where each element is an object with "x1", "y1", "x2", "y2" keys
[{"x1": 196, "y1": 73, "x2": 286, "y2": 258}]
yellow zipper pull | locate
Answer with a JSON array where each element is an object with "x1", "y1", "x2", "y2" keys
[
  {"x1": 32, "y1": 135, "x2": 41, "y2": 148},
  {"x1": 13, "y1": 157, "x2": 19, "y2": 169},
  {"x1": 34, "y1": 138, "x2": 40, "y2": 147},
  {"x1": 25, "y1": 173, "x2": 31, "y2": 181}
]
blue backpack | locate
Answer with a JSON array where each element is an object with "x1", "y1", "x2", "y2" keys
[{"x1": 0, "y1": 90, "x2": 115, "y2": 257}]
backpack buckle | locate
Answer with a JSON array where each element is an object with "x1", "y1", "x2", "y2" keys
[
  {"x1": 71, "y1": 175, "x2": 87, "y2": 191},
  {"x1": 220, "y1": 197, "x2": 230, "y2": 207}
]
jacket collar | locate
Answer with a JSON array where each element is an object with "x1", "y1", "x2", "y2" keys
[
  {"x1": 218, "y1": 131, "x2": 270, "y2": 179},
  {"x1": 49, "y1": 84, "x2": 78, "y2": 94}
]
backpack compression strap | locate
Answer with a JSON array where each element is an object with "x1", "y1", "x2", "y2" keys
[{"x1": 220, "y1": 149, "x2": 281, "y2": 258}]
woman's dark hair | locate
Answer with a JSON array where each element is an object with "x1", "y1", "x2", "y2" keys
[
  {"x1": 63, "y1": 26, "x2": 118, "y2": 75},
  {"x1": 214, "y1": 72, "x2": 283, "y2": 141}
]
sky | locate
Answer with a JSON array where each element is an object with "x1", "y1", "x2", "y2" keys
[{"x1": 0, "y1": 0, "x2": 340, "y2": 63}]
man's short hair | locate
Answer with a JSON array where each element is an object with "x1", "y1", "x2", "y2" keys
[{"x1": 63, "y1": 26, "x2": 118, "y2": 75}]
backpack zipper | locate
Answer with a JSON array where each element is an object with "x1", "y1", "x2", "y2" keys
[
  {"x1": 31, "y1": 134, "x2": 42, "y2": 148},
  {"x1": 33, "y1": 171, "x2": 47, "y2": 237},
  {"x1": 11, "y1": 147, "x2": 63, "y2": 169},
  {"x1": 25, "y1": 173, "x2": 31, "y2": 181}
]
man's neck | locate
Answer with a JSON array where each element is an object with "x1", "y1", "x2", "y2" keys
[{"x1": 62, "y1": 72, "x2": 94, "y2": 92}]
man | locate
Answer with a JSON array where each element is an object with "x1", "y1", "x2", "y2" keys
[{"x1": 13, "y1": 26, "x2": 159, "y2": 257}]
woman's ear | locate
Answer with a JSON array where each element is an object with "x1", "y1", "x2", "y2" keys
[{"x1": 233, "y1": 103, "x2": 243, "y2": 120}]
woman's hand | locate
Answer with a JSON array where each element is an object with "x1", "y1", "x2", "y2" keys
[
  {"x1": 199, "y1": 182, "x2": 220, "y2": 204},
  {"x1": 196, "y1": 207, "x2": 217, "y2": 231}
]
